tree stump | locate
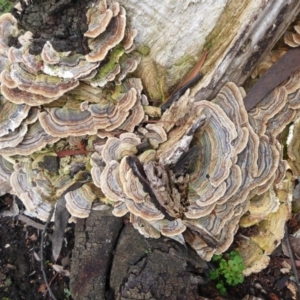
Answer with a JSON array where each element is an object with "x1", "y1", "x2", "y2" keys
[{"x1": 70, "y1": 210, "x2": 209, "y2": 300}]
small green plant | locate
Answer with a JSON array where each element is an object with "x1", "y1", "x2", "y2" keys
[
  {"x1": 0, "y1": 0, "x2": 14, "y2": 14},
  {"x1": 64, "y1": 288, "x2": 72, "y2": 299},
  {"x1": 209, "y1": 250, "x2": 245, "y2": 295},
  {"x1": 144, "y1": 248, "x2": 152, "y2": 254}
]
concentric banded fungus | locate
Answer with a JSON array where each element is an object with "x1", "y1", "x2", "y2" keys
[
  {"x1": 1, "y1": 0, "x2": 299, "y2": 271},
  {"x1": 284, "y1": 24, "x2": 300, "y2": 47},
  {"x1": 9, "y1": 159, "x2": 54, "y2": 221},
  {"x1": 0, "y1": 1, "x2": 143, "y2": 224},
  {"x1": 0, "y1": 155, "x2": 13, "y2": 196},
  {"x1": 239, "y1": 187, "x2": 280, "y2": 227},
  {"x1": 0, "y1": 94, "x2": 30, "y2": 136},
  {"x1": 248, "y1": 87, "x2": 287, "y2": 137},
  {"x1": 85, "y1": 6, "x2": 126, "y2": 62},
  {"x1": 39, "y1": 82, "x2": 143, "y2": 137},
  {"x1": 0, "y1": 13, "x2": 18, "y2": 56},
  {"x1": 0, "y1": 124, "x2": 27, "y2": 150},
  {"x1": 238, "y1": 172, "x2": 292, "y2": 275},
  {"x1": 84, "y1": 2, "x2": 114, "y2": 39},
  {"x1": 0, "y1": 121, "x2": 60, "y2": 156},
  {"x1": 65, "y1": 183, "x2": 99, "y2": 218},
  {"x1": 42, "y1": 42, "x2": 100, "y2": 80},
  {"x1": 9, "y1": 63, "x2": 79, "y2": 98},
  {"x1": 237, "y1": 236, "x2": 270, "y2": 276}
]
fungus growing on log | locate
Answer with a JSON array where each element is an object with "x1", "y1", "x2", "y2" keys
[
  {"x1": 0, "y1": 94, "x2": 30, "y2": 136},
  {"x1": 0, "y1": 121, "x2": 60, "y2": 156},
  {"x1": 0, "y1": 155, "x2": 13, "y2": 196},
  {"x1": 284, "y1": 25, "x2": 300, "y2": 47},
  {"x1": 65, "y1": 183, "x2": 99, "y2": 218},
  {"x1": 1, "y1": 0, "x2": 300, "y2": 276}
]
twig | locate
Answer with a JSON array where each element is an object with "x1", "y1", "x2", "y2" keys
[
  {"x1": 48, "y1": 273, "x2": 58, "y2": 287},
  {"x1": 284, "y1": 224, "x2": 300, "y2": 297},
  {"x1": 40, "y1": 206, "x2": 57, "y2": 300}
]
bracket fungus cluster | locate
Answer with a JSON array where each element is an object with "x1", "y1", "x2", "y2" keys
[
  {"x1": 0, "y1": 0, "x2": 142, "y2": 220},
  {"x1": 1, "y1": 0, "x2": 300, "y2": 275}
]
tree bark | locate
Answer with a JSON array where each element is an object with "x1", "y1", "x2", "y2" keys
[
  {"x1": 116, "y1": 0, "x2": 300, "y2": 101},
  {"x1": 70, "y1": 210, "x2": 123, "y2": 299}
]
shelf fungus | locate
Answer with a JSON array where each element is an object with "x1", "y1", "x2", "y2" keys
[
  {"x1": 284, "y1": 24, "x2": 300, "y2": 47},
  {"x1": 0, "y1": 1, "x2": 143, "y2": 220},
  {"x1": 238, "y1": 172, "x2": 293, "y2": 275},
  {"x1": 39, "y1": 78, "x2": 144, "y2": 138},
  {"x1": 1, "y1": 0, "x2": 300, "y2": 271},
  {"x1": 0, "y1": 155, "x2": 13, "y2": 196},
  {"x1": 65, "y1": 183, "x2": 101, "y2": 218}
]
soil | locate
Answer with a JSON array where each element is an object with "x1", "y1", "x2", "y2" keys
[{"x1": 0, "y1": 194, "x2": 74, "y2": 300}]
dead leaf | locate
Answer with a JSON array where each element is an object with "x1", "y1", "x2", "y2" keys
[
  {"x1": 280, "y1": 260, "x2": 291, "y2": 274},
  {"x1": 29, "y1": 233, "x2": 38, "y2": 241},
  {"x1": 286, "y1": 281, "x2": 297, "y2": 300},
  {"x1": 33, "y1": 251, "x2": 41, "y2": 261},
  {"x1": 52, "y1": 264, "x2": 70, "y2": 277},
  {"x1": 38, "y1": 283, "x2": 47, "y2": 293},
  {"x1": 269, "y1": 293, "x2": 280, "y2": 300},
  {"x1": 52, "y1": 182, "x2": 83, "y2": 261}
]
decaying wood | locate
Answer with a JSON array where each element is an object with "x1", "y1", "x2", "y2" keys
[
  {"x1": 69, "y1": 1, "x2": 300, "y2": 299},
  {"x1": 70, "y1": 210, "x2": 123, "y2": 299},
  {"x1": 110, "y1": 224, "x2": 208, "y2": 300},
  {"x1": 194, "y1": 0, "x2": 300, "y2": 101},
  {"x1": 71, "y1": 209, "x2": 209, "y2": 300},
  {"x1": 116, "y1": 0, "x2": 300, "y2": 101},
  {"x1": 244, "y1": 47, "x2": 300, "y2": 111}
]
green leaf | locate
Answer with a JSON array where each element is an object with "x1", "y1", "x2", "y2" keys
[
  {"x1": 219, "y1": 259, "x2": 228, "y2": 270},
  {"x1": 209, "y1": 269, "x2": 220, "y2": 280},
  {"x1": 216, "y1": 281, "x2": 227, "y2": 296},
  {"x1": 212, "y1": 254, "x2": 222, "y2": 262}
]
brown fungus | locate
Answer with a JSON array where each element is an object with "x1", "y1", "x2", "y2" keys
[{"x1": 85, "y1": 6, "x2": 126, "y2": 62}]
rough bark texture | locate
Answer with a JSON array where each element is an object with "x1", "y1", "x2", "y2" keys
[
  {"x1": 70, "y1": 210, "x2": 123, "y2": 300},
  {"x1": 194, "y1": 0, "x2": 300, "y2": 101},
  {"x1": 110, "y1": 225, "x2": 209, "y2": 300},
  {"x1": 117, "y1": 0, "x2": 300, "y2": 101},
  {"x1": 11, "y1": 0, "x2": 90, "y2": 54},
  {"x1": 71, "y1": 210, "x2": 209, "y2": 300}
]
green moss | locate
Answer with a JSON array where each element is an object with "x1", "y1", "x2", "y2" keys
[
  {"x1": 170, "y1": 54, "x2": 197, "y2": 86},
  {"x1": 137, "y1": 44, "x2": 150, "y2": 56},
  {"x1": 0, "y1": 0, "x2": 13, "y2": 14},
  {"x1": 174, "y1": 54, "x2": 196, "y2": 68},
  {"x1": 203, "y1": 0, "x2": 251, "y2": 52},
  {"x1": 92, "y1": 45, "x2": 125, "y2": 83}
]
